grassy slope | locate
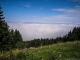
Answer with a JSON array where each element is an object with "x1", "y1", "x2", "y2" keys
[
  {"x1": 29, "y1": 41, "x2": 80, "y2": 60},
  {"x1": 0, "y1": 41, "x2": 80, "y2": 60}
]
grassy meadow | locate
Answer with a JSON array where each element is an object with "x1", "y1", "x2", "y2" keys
[{"x1": 0, "y1": 41, "x2": 80, "y2": 60}]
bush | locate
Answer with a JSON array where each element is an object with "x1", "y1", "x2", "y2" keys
[{"x1": 16, "y1": 51, "x2": 27, "y2": 60}]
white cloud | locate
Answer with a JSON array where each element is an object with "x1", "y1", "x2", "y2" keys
[
  {"x1": 52, "y1": 8, "x2": 72, "y2": 12},
  {"x1": 52, "y1": 8, "x2": 80, "y2": 15},
  {"x1": 8, "y1": 22, "x2": 79, "y2": 41},
  {"x1": 25, "y1": 4, "x2": 31, "y2": 8},
  {"x1": 51, "y1": 7, "x2": 80, "y2": 24},
  {"x1": 41, "y1": 14, "x2": 80, "y2": 23}
]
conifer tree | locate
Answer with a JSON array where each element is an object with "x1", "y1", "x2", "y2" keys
[
  {"x1": 9, "y1": 29, "x2": 15, "y2": 48},
  {"x1": 0, "y1": 6, "x2": 10, "y2": 52},
  {"x1": 14, "y1": 29, "x2": 23, "y2": 43},
  {"x1": 0, "y1": 6, "x2": 23, "y2": 50}
]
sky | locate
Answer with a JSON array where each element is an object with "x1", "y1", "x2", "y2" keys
[{"x1": 0, "y1": 0, "x2": 80, "y2": 40}]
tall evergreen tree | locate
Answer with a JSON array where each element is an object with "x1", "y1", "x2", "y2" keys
[
  {"x1": 9, "y1": 29, "x2": 15, "y2": 48},
  {"x1": 0, "y1": 6, "x2": 24, "y2": 50},
  {"x1": 0, "y1": 6, "x2": 10, "y2": 51},
  {"x1": 14, "y1": 29, "x2": 23, "y2": 43}
]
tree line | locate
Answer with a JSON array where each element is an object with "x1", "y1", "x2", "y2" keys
[
  {"x1": 0, "y1": 6, "x2": 80, "y2": 52},
  {"x1": 25, "y1": 27, "x2": 80, "y2": 48}
]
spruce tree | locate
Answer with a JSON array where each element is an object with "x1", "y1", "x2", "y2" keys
[
  {"x1": 0, "y1": 6, "x2": 10, "y2": 52},
  {"x1": 9, "y1": 29, "x2": 15, "y2": 48},
  {"x1": 0, "y1": 6, "x2": 23, "y2": 51},
  {"x1": 14, "y1": 29, "x2": 23, "y2": 43}
]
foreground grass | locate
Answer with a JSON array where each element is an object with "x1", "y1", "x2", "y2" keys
[{"x1": 0, "y1": 41, "x2": 80, "y2": 60}]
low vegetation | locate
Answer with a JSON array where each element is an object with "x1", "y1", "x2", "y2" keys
[{"x1": 0, "y1": 41, "x2": 80, "y2": 60}]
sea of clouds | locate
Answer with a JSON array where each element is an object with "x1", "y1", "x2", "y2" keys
[{"x1": 8, "y1": 22, "x2": 79, "y2": 41}]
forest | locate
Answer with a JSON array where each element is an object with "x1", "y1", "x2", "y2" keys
[{"x1": 0, "y1": 6, "x2": 80, "y2": 60}]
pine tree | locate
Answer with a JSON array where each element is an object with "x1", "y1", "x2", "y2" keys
[
  {"x1": 14, "y1": 29, "x2": 23, "y2": 43},
  {"x1": 9, "y1": 29, "x2": 15, "y2": 48},
  {"x1": 0, "y1": 6, "x2": 10, "y2": 52}
]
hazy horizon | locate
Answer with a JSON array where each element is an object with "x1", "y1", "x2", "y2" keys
[{"x1": 0, "y1": 0, "x2": 80, "y2": 40}]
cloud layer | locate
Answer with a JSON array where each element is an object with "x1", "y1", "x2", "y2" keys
[
  {"x1": 7, "y1": 4, "x2": 80, "y2": 41},
  {"x1": 8, "y1": 22, "x2": 79, "y2": 41}
]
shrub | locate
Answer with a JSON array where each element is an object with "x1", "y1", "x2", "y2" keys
[{"x1": 16, "y1": 51, "x2": 27, "y2": 60}]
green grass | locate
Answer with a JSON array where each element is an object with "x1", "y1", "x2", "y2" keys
[
  {"x1": 29, "y1": 41, "x2": 80, "y2": 60},
  {"x1": 0, "y1": 41, "x2": 80, "y2": 60}
]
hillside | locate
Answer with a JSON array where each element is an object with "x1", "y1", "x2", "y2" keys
[
  {"x1": 29, "y1": 41, "x2": 80, "y2": 60},
  {"x1": 0, "y1": 41, "x2": 80, "y2": 60}
]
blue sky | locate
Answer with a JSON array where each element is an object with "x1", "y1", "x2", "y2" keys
[
  {"x1": 0, "y1": 0, "x2": 80, "y2": 40},
  {"x1": 1, "y1": 0, "x2": 80, "y2": 23}
]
